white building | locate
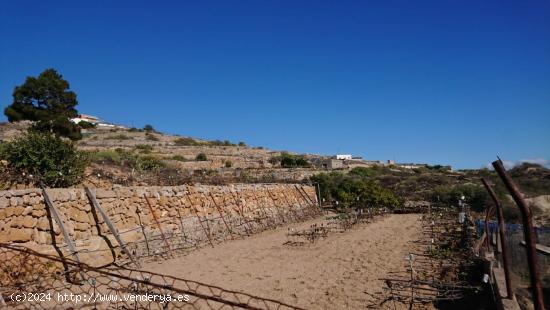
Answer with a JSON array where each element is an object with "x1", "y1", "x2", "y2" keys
[
  {"x1": 335, "y1": 154, "x2": 352, "y2": 160},
  {"x1": 70, "y1": 114, "x2": 125, "y2": 128},
  {"x1": 70, "y1": 114, "x2": 99, "y2": 124}
]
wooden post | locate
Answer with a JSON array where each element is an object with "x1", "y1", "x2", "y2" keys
[
  {"x1": 279, "y1": 189, "x2": 300, "y2": 220},
  {"x1": 481, "y1": 178, "x2": 514, "y2": 299},
  {"x1": 209, "y1": 193, "x2": 235, "y2": 240},
  {"x1": 265, "y1": 188, "x2": 287, "y2": 223},
  {"x1": 297, "y1": 185, "x2": 314, "y2": 206},
  {"x1": 135, "y1": 205, "x2": 150, "y2": 256},
  {"x1": 492, "y1": 160, "x2": 544, "y2": 310},
  {"x1": 240, "y1": 190, "x2": 267, "y2": 231},
  {"x1": 250, "y1": 190, "x2": 276, "y2": 228},
  {"x1": 186, "y1": 196, "x2": 214, "y2": 248},
  {"x1": 41, "y1": 187, "x2": 86, "y2": 280},
  {"x1": 84, "y1": 187, "x2": 140, "y2": 268},
  {"x1": 293, "y1": 185, "x2": 315, "y2": 217},
  {"x1": 143, "y1": 194, "x2": 173, "y2": 257},
  {"x1": 227, "y1": 191, "x2": 252, "y2": 235}
]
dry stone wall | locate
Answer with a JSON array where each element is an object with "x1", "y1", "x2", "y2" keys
[{"x1": 0, "y1": 184, "x2": 318, "y2": 266}]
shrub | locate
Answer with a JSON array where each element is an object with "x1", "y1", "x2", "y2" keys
[
  {"x1": 92, "y1": 150, "x2": 123, "y2": 164},
  {"x1": 171, "y1": 155, "x2": 187, "y2": 162},
  {"x1": 106, "y1": 134, "x2": 131, "y2": 140},
  {"x1": 78, "y1": 120, "x2": 96, "y2": 129},
  {"x1": 196, "y1": 153, "x2": 208, "y2": 161},
  {"x1": 135, "y1": 144, "x2": 153, "y2": 153},
  {"x1": 174, "y1": 137, "x2": 199, "y2": 146},
  {"x1": 225, "y1": 160, "x2": 233, "y2": 168},
  {"x1": 128, "y1": 127, "x2": 142, "y2": 132},
  {"x1": 145, "y1": 132, "x2": 159, "y2": 141},
  {"x1": 143, "y1": 124, "x2": 155, "y2": 132},
  {"x1": 135, "y1": 156, "x2": 164, "y2": 171},
  {"x1": 0, "y1": 131, "x2": 88, "y2": 187},
  {"x1": 431, "y1": 183, "x2": 489, "y2": 211},
  {"x1": 207, "y1": 139, "x2": 236, "y2": 146},
  {"x1": 271, "y1": 152, "x2": 310, "y2": 168},
  {"x1": 311, "y1": 171, "x2": 401, "y2": 209},
  {"x1": 238, "y1": 141, "x2": 246, "y2": 147}
]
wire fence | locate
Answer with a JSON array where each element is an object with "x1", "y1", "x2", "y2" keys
[
  {"x1": 0, "y1": 243, "x2": 304, "y2": 310},
  {"x1": 475, "y1": 220, "x2": 550, "y2": 292}
]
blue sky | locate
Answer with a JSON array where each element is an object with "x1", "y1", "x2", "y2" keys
[{"x1": 1, "y1": 1, "x2": 549, "y2": 169}]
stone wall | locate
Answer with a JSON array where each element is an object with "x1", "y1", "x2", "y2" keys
[{"x1": 0, "y1": 184, "x2": 318, "y2": 266}]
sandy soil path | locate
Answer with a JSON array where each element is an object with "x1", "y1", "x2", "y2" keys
[{"x1": 143, "y1": 213, "x2": 422, "y2": 309}]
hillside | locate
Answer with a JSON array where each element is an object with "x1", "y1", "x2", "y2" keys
[{"x1": 1, "y1": 120, "x2": 549, "y2": 224}]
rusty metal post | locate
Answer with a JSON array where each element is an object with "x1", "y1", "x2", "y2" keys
[
  {"x1": 143, "y1": 194, "x2": 173, "y2": 257},
  {"x1": 492, "y1": 160, "x2": 544, "y2": 310},
  {"x1": 481, "y1": 178, "x2": 513, "y2": 299}
]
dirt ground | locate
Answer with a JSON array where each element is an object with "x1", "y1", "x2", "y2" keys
[{"x1": 143, "y1": 213, "x2": 422, "y2": 309}]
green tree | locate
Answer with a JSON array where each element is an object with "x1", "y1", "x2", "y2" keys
[
  {"x1": 1, "y1": 131, "x2": 88, "y2": 187},
  {"x1": 4, "y1": 69, "x2": 82, "y2": 140}
]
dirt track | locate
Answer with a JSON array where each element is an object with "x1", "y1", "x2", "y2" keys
[{"x1": 143, "y1": 213, "x2": 422, "y2": 309}]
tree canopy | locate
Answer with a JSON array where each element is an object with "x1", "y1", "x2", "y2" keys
[{"x1": 4, "y1": 69, "x2": 82, "y2": 140}]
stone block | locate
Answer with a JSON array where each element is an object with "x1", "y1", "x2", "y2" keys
[
  {"x1": 36, "y1": 217, "x2": 50, "y2": 231},
  {"x1": 0, "y1": 196, "x2": 9, "y2": 208},
  {"x1": 95, "y1": 188, "x2": 116, "y2": 199},
  {"x1": 32, "y1": 207, "x2": 46, "y2": 218},
  {"x1": 8, "y1": 228, "x2": 33, "y2": 242},
  {"x1": 10, "y1": 197, "x2": 22, "y2": 207},
  {"x1": 21, "y1": 215, "x2": 37, "y2": 228}
]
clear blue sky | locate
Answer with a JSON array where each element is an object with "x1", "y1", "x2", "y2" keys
[{"x1": 1, "y1": 1, "x2": 549, "y2": 169}]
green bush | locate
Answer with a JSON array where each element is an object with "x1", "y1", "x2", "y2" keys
[
  {"x1": 145, "y1": 132, "x2": 159, "y2": 141},
  {"x1": 225, "y1": 160, "x2": 233, "y2": 168},
  {"x1": 1, "y1": 131, "x2": 88, "y2": 187},
  {"x1": 106, "y1": 134, "x2": 131, "y2": 140},
  {"x1": 92, "y1": 150, "x2": 123, "y2": 164},
  {"x1": 171, "y1": 155, "x2": 187, "y2": 162},
  {"x1": 431, "y1": 183, "x2": 489, "y2": 211},
  {"x1": 311, "y1": 171, "x2": 401, "y2": 209},
  {"x1": 174, "y1": 137, "x2": 199, "y2": 146},
  {"x1": 196, "y1": 153, "x2": 208, "y2": 161},
  {"x1": 135, "y1": 144, "x2": 153, "y2": 153},
  {"x1": 128, "y1": 127, "x2": 142, "y2": 132},
  {"x1": 78, "y1": 120, "x2": 96, "y2": 129},
  {"x1": 135, "y1": 156, "x2": 164, "y2": 171},
  {"x1": 238, "y1": 141, "x2": 246, "y2": 147},
  {"x1": 271, "y1": 152, "x2": 310, "y2": 168}
]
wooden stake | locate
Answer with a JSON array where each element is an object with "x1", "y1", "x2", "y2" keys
[
  {"x1": 85, "y1": 187, "x2": 140, "y2": 268},
  {"x1": 143, "y1": 194, "x2": 173, "y2": 257}
]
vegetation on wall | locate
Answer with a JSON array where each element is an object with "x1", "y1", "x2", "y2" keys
[
  {"x1": 0, "y1": 131, "x2": 88, "y2": 187},
  {"x1": 90, "y1": 148, "x2": 164, "y2": 172}
]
